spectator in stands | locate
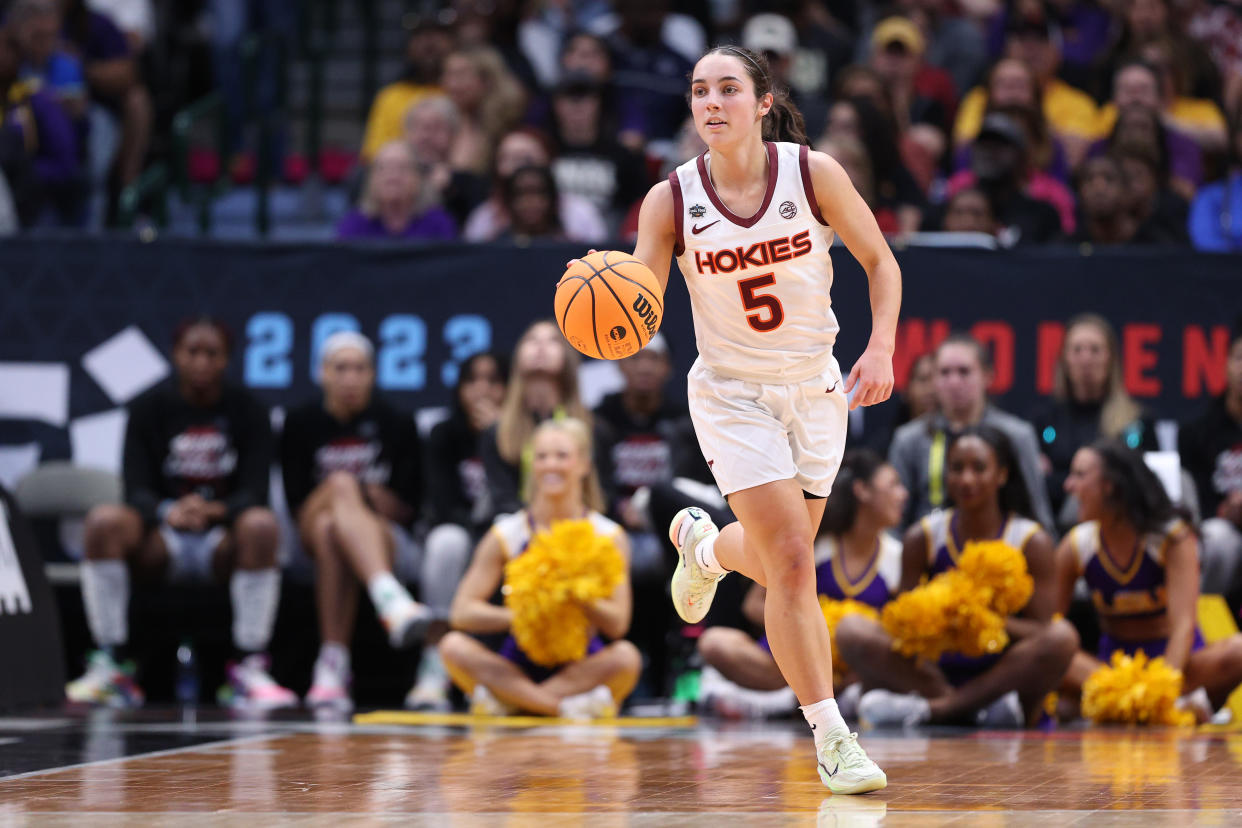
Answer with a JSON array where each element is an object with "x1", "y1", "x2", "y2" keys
[
  {"x1": 1189, "y1": 105, "x2": 1242, "y2": 251},
  {"x1": 986, "y1": 0, "x2": 1112, "y2": 94},
  {"x1": 463, "y1": 126, "x2": 607, "y2": 242},
  {"x1": 963, "y1": 112, "x2": 1063, "y2": 244},
  {"x1": 1071, "y1": 155, "x2": 1159, "y2": 245},
  {"x1": 1089, "y1": 60, "x2": 1206, "y2": 198},
  {"x1": 817, "y1": 95, "x2": 925, "y2": 234},
  {"x1": 890, "y1": 0, "x2": 989, "y2": 96},
  {"x1": 441, "y1": 418, "x2": 640, "y2": 718},
  {"x1": 1116, "y1": 144, "x2": 1190, "y2": 243},
  {"x1": 0, "y1": 22, "x2": 81, "y2": 226},
  {"x1": 955, "y1": 8, "x2": 1098, "y2": 167},
  {"x1": 870, "y1": 351, "x2": 942, "y2": 455},
  {"x1": 0, "y1": 168, "x2": 14, "y2": 233},
  {"x1": 832, "y1": 64, "x2": 939, "y2": 195},
  {"x1": 84, "y1": 0, "x2": 154, "y2": 54},
  {"x1": 889, "y1": 332, "x2": 1054, "y2": 529},
  {"x1": 427, "y1": 351, "x2": 509, "y2": 538},
  {"x1": 939, "y1": 187, "x2": 997, "y2": 235},
  {"x1": 947, "y1": 104, "x2": 1076, "y2": 234},
  {"x1": 61, "y1": 0, "x2": 151, "y2": 219},
  {"x1": 282, "y1": 333, "x2": 455, "y2": 714},
  {"x1": 1034, "y1": 314, "x2": 1158, "y2": 531},
  {"x1": 447, "y1": 0, "x2": 537, "y2": 91},
  {"x1": 1131, "y1": 36, "x2": 1228, "y2": 151},
  {"x1": 1186, "y1": 0, "x2": 1242, "y2": 116},
  {"x1": 440, "y1": 45, "x2": 526, "y2": 176},
  {"x1": 402, "y1": 94, "x2": 487, "y2": 225},
  {"x1": 10, "y1": 0, "x2": 85, "y2": 120},
  {"x1": 531, "y1": 31, "x2": 646, "y2": 152},
  {"x1": 867, "y1": 16, "x2": 955, "y2": 169},
  {"x1": 480, "y1": 319, "x2": 610, "y2": 520},
  {"x1": 494, "y1": 164, "x2": 563, "y2": 242},
  {"x1": 547, "y1": 72, "x2": 647, "y2": 230},
  {"x1": 65, "y1": 318, "x2": 294, "y2": 710},
  {"x1": 515, "y1": 0, "x2": 615, "y2": 89},
  {"x1": 337, "y1": 140, "x2": 456, "y2": 241},
  {"x1": 1180, "y1": 327, "x2": 1242, "y2": 604},
  {"x1": 361, "y1": 17, "x2": 454, "y2": 163},
  {"x1": 741, "y1": 12, "x2": 828, "y2": 140},
  {"x1": 951, "y1": 59, "x2": 1069, "y2": 183},
  {"x1": 1098, "y1": 0, "x2": 1222, "y2": 105},
  {"x1": 604, "y1": 0, "x2": 695, "y2": 143}
]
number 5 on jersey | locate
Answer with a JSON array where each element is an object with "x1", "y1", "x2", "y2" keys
[{"x1": 737, "y1": 273, "x2": 784, "y2": 332}]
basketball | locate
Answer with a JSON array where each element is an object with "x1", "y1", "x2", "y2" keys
[{"x1": 554, "y1": 250, "x2": 663, "y2": 360}]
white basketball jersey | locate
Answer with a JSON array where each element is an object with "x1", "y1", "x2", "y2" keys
[{"x1": 671, "y1": 141, "x2": 838, "y2": 383}]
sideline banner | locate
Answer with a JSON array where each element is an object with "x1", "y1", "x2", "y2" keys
[{"x1": 1, "y1": 238, "x2": 1238, "y2": 468}]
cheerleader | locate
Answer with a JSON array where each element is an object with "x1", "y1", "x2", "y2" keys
[
  {"x1": 1056, "y1": 439, "x2": 1242, "y2": 715},
  {"x1": 839, "y1": 425, "x2": 1078, "y2": 727},
  {"x1": 440, "y1": 418, "x2": 641, "y2": 717}
]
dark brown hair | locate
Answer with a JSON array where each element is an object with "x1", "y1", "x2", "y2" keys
[
  {"x1": 173, "y1": 316, "x2": 233, "y2": 355},
  {"x1": 697, "y1": 45, "x2": 808, "y2": 145}
]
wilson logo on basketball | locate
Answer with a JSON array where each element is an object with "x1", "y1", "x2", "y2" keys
[{"x1": 632, "y1": 295, "x2": 659, "y2": 337}]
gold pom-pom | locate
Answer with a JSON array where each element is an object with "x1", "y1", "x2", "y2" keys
[
  {"x1": 957, "y1": 540, "x2": 1034, "y2": 616},
  {"x1": 504, "y1": 519, "x2": 625, "y2": 667},
  {"x1": 881, "y1": 542, "x2": 1030, "y2": 661},
  {"x1": 819, "y1": 597, "x2": 880, "y2": 674},
  {"x1": 1082, "y1": 650, "x2": 1196, "y2": 727}
]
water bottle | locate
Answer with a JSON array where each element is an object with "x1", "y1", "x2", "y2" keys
[{"x1": 175, "y1": 639, "x2": 199, "y2": 705}]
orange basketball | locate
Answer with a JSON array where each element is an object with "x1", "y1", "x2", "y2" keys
[{"x1": 555, "y1": 250, "x2": 663, "y2": 360}]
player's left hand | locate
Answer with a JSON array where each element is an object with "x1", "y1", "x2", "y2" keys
[{"x1": 844, "y1": 344, "x2": 894, "y2": 410}]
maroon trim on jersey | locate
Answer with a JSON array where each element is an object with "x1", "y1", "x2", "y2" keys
[
  {"x1": 799, "y1": 144, "x2": 829, "y2": 226},
  {"x1": 696, "y1": 141, "x2": 779, "y2": 229},
  {"x1": 669, "y1": 171, "x2": 685, "y2": 257}
]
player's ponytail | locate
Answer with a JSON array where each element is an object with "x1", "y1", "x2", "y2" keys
[{"x1": 702, "y1": 45, "x2": 809, "y2": 146}]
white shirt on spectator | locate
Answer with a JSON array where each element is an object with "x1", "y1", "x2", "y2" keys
[
  {"x1": 87, "y1": 0, "x2": 155, "y2": 45},
  {"x1": 462, "y1": 193, "x2": 609, "y2": 243}
]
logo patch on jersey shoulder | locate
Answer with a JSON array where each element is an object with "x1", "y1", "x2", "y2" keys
[
  {"x1": 689, "y1": 204, "x2": 706, "y2": 218},
  {"x1": 779, "y1": 200, "x2": 797, "y2": 219}
]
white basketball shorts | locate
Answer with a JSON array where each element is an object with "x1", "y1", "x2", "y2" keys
[{"x1": 686, "y1": 356, "x2": 848, "y2": 499}]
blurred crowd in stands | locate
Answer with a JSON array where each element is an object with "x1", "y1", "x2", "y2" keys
[{"x1": 2, "y1": 0, "x2": 1241, "y2": 249}]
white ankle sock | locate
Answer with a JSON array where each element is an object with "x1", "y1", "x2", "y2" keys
[
  {"x1": 315, "y1": 642, "x2": 350, "y2": 684},
  {"x1": 366, "y1": 572, "x2": 416, "y2": 621},
  {"x1": 801, "y1": 697, "x2": 848, "y2": 746},
  {"x1": 82, "y1": 559, "x2": 129, "y2": 648},
  {"x1": 694, "y1": 534, "x2": 727, "y2": 576},
  {"x1": 230, "y1": 568, "x2": 280, "y2": 652}
]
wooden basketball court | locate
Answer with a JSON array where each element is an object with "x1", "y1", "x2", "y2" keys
[{"x1": 3, "y1": 711, "x2": 1242, "y2": 824}]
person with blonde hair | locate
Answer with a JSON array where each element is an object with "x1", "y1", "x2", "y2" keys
[
  {"x1": 480, "y1": 320, "x2": 612, "y2": 519},
  {"x1": 441, "y1": 417, "x2": 641, "y2": 717},
  {"x1": 1034, "y1": 314, "x2": 1156, "y2": 531},
  {"x1": 336, "y1": 140, "x2": 457, "y2": 240},
  {"x1": 440, "y1": 45, "x2": 526, "y2": 175}
]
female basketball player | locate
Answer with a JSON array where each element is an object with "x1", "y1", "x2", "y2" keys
[
  {"x1": 697, "y1": 449, "x2": 907, "y2": 715},
  {"x1": 572, "y1": 45, "x2": 901, "y2": 793},
  {"x1": 837, "y1": 427, "x2": 1078, "y2": 728},
  {"x1": 1055, "y1": 440, "x2": 1242, "y2": 715},
  {"x1": 440, "y1": 418, "x2": 641, "y2": 717}
]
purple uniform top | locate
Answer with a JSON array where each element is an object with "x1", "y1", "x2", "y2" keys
[
  {"x1": 813, "y1": 534, "x2": 902, "y2": 609},
  {"x1": 1067, "y1": 519, "x2": 1190, "y2": 619},
  {"x1": 920, "y1": 508, "x2": 1043, "y2": 578}
]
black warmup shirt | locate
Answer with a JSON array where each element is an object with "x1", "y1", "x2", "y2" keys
[
  {"x1": 122, "y1": 382, "x2": 272, "y2": 526},
  {"x1": 280, "y1": 398, "x2": 422, "y2": 524}
]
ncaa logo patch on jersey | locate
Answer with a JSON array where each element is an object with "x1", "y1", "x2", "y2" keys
[
  {"x1": 780, "y1": 200, "x2": 797, "y2": 219},
  {"x1": 689, "y1": 204, "x2": 706, "y2": 218}
]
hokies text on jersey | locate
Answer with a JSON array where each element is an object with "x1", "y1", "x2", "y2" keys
[{"x1": 692, "y1": 230, "x2": 813, "y2": 276}]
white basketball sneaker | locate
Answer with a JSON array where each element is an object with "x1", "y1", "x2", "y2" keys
[
  {"x1": 668, "y1": 506, "x2": 725, "y2": 624},
  {"x1": 816, "y1": 729, "x2": 888, "y2": 795}
]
